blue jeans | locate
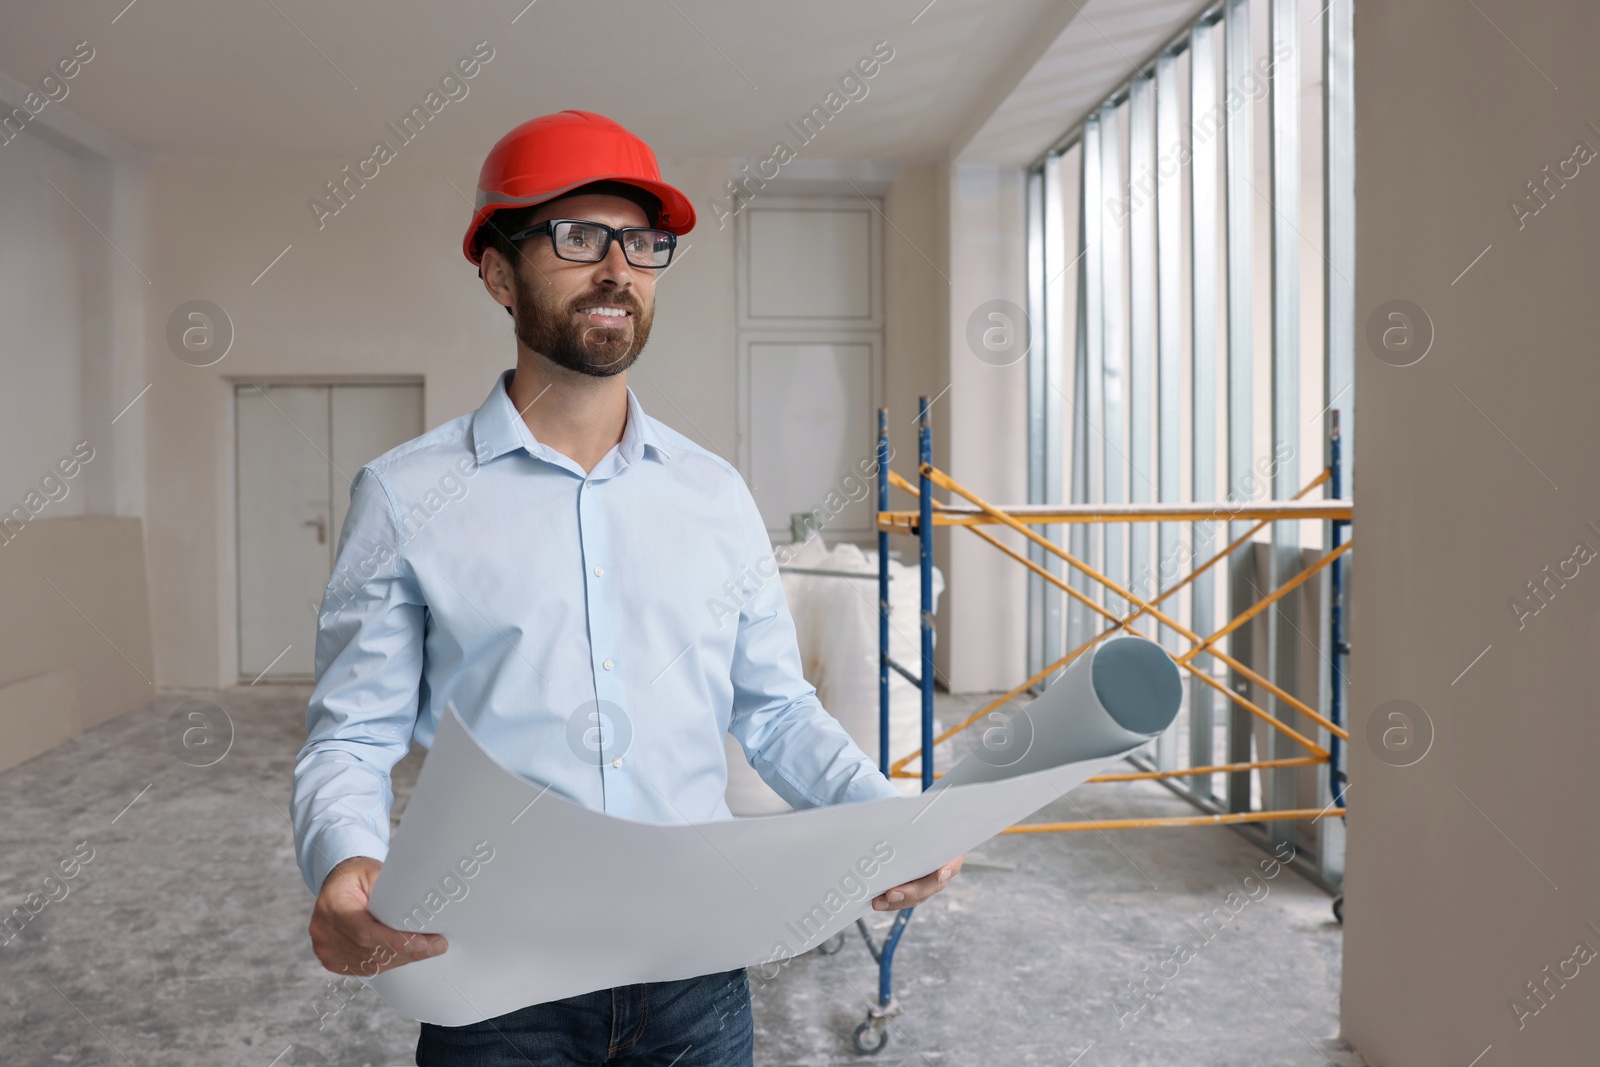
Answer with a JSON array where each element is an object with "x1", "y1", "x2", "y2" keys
[{"x1": 415, "y1": 966, "x2": 753, "y2": 1066}]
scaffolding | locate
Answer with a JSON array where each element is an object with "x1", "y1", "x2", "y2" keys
[{"x1": 843, "y1": 397, "x2": 1352, "y2": 1052}]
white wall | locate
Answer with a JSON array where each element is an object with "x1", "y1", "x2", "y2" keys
[
  {"x1": 1340, "y1": 1, "x2": 1600, "y2": 1062},
  {"x1": 0, "y1": 91, "x2": 151, "y2": 760},
  {"x1": 139, "y1": 152, "x2": 943, "y2": 687},
  {"x1": 139, "y1": 153, "x2": 724, "y2": 684},
  {"x1": 940, "y1": 163, "x2": 1031, "y2": 692},
  {"x1": 0, "y1": 70, "x2": 146, "y2": 520},
  {"x1": 0, "y1": 131, "x2": 85, "y2": 512}
]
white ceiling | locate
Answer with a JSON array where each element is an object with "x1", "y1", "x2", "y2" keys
[
  {"x1": 960, "y1": 0, "x2": 1216, "y2": 163},
  {"x1": 0, "y1": 0, "x2": 1211, "y2": 167}
]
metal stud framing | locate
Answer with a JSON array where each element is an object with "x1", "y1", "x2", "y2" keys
[
  {"x1": 1189, "y1": 13, "x2": 1222, "y2": 799},
  {"x1": 1222, "y1": 0, "x2": 1256, "y2": 816},
  {"x1": 1023, "y1": 0, "x2": 1353, "y2": 881}
]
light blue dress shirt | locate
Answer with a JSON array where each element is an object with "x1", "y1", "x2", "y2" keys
[{"x1": 290, "y1": 370, "x2": 900, "y2": 894}]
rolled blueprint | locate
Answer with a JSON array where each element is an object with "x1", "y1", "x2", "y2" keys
[{"x1": 365, "y1": 634, "x2": 1182, "y2": 1025}]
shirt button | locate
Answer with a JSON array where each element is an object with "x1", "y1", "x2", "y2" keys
[
  {"x1": 611, "y1": 756, "x2": 624, "y2": 769},
  {"x1": 584, "y1": 478, "x2": 592, "y2": 488},
  {"x1": 602, "y1": 658, "x2": 614, "y2": 671},
  {"x1": 593, "y1": 565, "x2": 604, "y2": 577}
]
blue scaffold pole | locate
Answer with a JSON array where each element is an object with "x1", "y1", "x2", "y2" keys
[
  {"x1": 1328, "y1": 411, "x2": 1348, "y2": 808},
  {"x1": 850, "y1": 398, "x2": 933, "y2": 1050},
  {"x1": 878, "y1": 407, "x2": 891, "y2": 776},
  {"x1": 918, "y1": 396, "x2": 934, "y2": 792}
]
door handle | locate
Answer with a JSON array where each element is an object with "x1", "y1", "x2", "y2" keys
[{"x1": 304, "y1": 516, "x2": 327, "y2": 544}]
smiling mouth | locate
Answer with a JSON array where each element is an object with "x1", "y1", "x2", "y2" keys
[{"x1": 577, "y1": 305, "x2": 631, "y2": 323}]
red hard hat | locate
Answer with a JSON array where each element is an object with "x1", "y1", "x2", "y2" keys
[{"x1": 463, "y1": 110, "x2": 696, "y2": 265}]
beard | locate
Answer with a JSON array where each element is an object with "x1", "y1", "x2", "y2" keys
[{"x1": 510, "y1": 267, "x2": 654, "y2": 378}]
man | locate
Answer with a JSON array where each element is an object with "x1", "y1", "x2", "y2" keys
[{"x1": 290, "y1": 109, "x2": 964, "y2": 1066}]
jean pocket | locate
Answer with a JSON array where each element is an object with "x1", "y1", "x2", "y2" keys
[{"x1": 709, "y1": 967, "x2": 751, "y2": 1025}]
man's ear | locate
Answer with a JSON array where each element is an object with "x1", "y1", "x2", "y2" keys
[{"x1": 479, "y1": 249, "x2": 515, "y2": 317}]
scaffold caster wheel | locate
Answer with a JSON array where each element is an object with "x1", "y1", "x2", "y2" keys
[
  {"x1": 852, "y1": 1018, "x2": 888, "y2": 1055},
  {"x1": 1332, "y1": 895, "x2": 1344, "y2": 924},
  {"x1": 817, "y1": 931, "x2": 846, "y2": 955}
]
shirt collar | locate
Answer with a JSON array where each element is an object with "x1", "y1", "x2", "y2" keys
[{"x1": 471, "y1": 369, "x2": 673, "y2": 467}]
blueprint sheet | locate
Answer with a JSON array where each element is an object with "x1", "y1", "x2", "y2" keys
[{"x1": 366, "y1": 636, "x2": 1182, "y2": 1025}]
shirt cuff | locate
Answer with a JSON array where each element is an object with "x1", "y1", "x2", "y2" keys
[
  {"x1": 303, "y1": 823, "x2": 391, "y2": 896},
  {"x1": 845, "y1": 768, "x2": 905, "y2": 804}
]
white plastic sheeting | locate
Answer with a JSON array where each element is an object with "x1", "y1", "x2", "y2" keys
[{"x1": 723, "y1": 532, "x2": 945, "y2": 815}]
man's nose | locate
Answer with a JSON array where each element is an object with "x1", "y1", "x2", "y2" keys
[{"x1": 592, "y1": 237, "x2": 635, "y2": 285}]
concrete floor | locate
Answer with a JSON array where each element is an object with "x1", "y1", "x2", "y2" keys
[{"x1": 0, "y1": 686, "x2": 1363, "y2": 1066}]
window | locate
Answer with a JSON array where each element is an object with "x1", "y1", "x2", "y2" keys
[{"x1": 1025, "y1": 0, "x2": 1354, "y2": 880}]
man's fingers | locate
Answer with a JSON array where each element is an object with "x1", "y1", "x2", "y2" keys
[
  {"x1": 894, "y1": 868, "x2": 947, "y2": 897},
  {"x1": 345, "y1": 911, "x2": 447, "y2": 965},
  {"x1": 308, "y1": 857, "x2": 447, "y2": 975},
  {"x1": 319, "y1": 906, "x2": 446, "y2": 974},
  {"x1": 871, "y1": 859, "x2": 963, "y2": 910}
]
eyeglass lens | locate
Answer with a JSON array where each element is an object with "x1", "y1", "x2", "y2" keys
[{"x1": 553, "y1": 221, "x2": 673, "y2": 268}]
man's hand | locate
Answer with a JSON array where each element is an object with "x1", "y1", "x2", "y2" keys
[
  {"x1": 871, "y1": 853, "x2": 966, "y2": 911},
  {"x1": 308, "y1": 856, "x2": 447, "y2": 975}
]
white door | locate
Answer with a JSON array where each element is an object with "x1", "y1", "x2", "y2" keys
[
  {"x1": 737, "y1": 196, "x2": 883, "y2": 543},
  {"x1": 236, "y1": 382, "x2": 422, "y2": 681},
  {"x1": 744, "y1": 336, "x2": 881, "y2": 538}
]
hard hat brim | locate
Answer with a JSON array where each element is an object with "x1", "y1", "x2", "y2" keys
[{"x1": 464, "y1": 174, "x2": 695, "y2": 266}]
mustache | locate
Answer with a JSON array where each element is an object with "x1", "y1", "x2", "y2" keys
[{"x1": 568, "y1": 292, "x2": 642, "y2": 315}]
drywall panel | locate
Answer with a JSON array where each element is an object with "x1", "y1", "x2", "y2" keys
[
  {"x1": 0, "y1": 670, "x2": 80, "y2": 774},
  {"x1": 0, "y1": 517, "x2": 153, "y2": 750}
]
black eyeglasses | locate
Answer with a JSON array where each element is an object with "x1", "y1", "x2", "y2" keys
[{"x1": 503, "y1": 219, "x2": 677, "y2": 269}]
